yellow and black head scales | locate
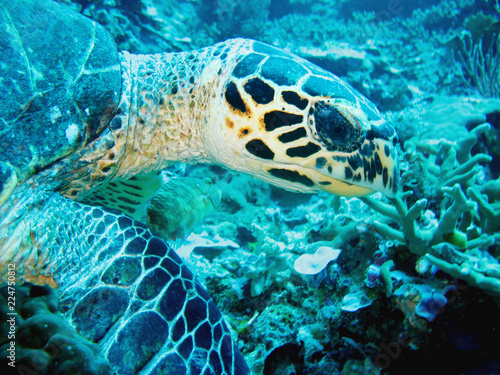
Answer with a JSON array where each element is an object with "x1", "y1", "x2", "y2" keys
[{"x1": 213, "y1": 40, "x2": 399, "y2": 197}]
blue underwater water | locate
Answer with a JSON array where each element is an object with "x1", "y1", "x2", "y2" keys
[{"x1": 1, "y1": 0, "x2": 500, "y2": 375}]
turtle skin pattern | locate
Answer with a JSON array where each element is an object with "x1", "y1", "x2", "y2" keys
[{"x1": 16, "y1": 191, "x2": 248, "y2": 375}]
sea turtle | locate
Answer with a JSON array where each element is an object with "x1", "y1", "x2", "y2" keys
[{"x1": 0, "y1": 0, "x2": 399, "y2": 374}]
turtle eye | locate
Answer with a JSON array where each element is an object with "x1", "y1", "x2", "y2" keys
[
  {"x1": 329, "y1": 123, "x2": 349, "y2": 141},
  {"x1": 312, "y1": 102, "x2": 363, "y2": 152}
]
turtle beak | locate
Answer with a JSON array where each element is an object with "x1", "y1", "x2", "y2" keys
[
  {"x1": 305, "y1": 121, "x2": 400, "y2": 198},
  {"x1": 344, "y1": 128, "x2": 399, "y2": 198},
  {"x1": 349, "y1": 137, "x2": 399, "y2": 198},
  {"x1": 356, "y1": 121, "x2": 400, "y2": 198}
]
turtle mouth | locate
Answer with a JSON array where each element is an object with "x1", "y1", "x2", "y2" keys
[
  {"x1": 242, "y1": 131, "x2": 399, "y2": 198},
  {"x1": 304, "y1": 137, "x2": 399, "y2": 197},
  {"x1": 258, "y1": 102, "x2": 400, "y2": 197},
  {"x1": 259, "y1": 136, "x2": 399, "y2": 198}
]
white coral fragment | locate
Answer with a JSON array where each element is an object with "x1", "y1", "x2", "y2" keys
[{"x1": 293, "y1": 246, "x2": 341, "y2": 275}]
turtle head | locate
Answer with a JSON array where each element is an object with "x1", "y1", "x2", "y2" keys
[{"x1": 204, "y1": 40, "x2": 399, "y2": 197}]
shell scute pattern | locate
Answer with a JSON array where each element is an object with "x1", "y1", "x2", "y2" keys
[
  {"x1": 159, "y1": 279, "x2": 187, "y2": 321},
  {"x1": 143, "y1": 255, "x2": 161, "y2": 269},
  {"x1": 136, "y1": 268, "x2": 171, "y2": 300},
  {"x1": 101, "y1": 256, "x2": 142, "y2": 286},
  {"x1": 0, "y1": 0, "x2": 121, "y2": 184}
]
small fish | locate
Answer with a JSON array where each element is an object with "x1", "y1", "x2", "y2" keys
[
  {"x1": 145, "y1": 177, "x2": 222, "y2": 241},
  {"x1": 81, "y1": 173, "x2": 221, "y2": 241}
]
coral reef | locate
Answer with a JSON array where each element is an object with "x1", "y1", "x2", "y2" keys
[
  {"x1": 56, "y1": 0, "x2": 216, "y2": 52},
  {"x1": 211, "y1": 0, "x2": 271, "y2": 37},
  {"x1": 361, "y1": 96, "x2": 500, "y2": 297},
  {"x1": 446, "y1": 13, "x2": 500, "y2": 97},
  {"x1": 0, "y1": 284, "x2": 110, "y2": 374}
]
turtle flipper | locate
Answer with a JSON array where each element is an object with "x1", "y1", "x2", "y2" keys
[
  {"x1": 63, "y1": 206, "x2": 249, "y2": 375},
  {"x1": 2, "y1": 191, "x2": 249, "y2": 375}
]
